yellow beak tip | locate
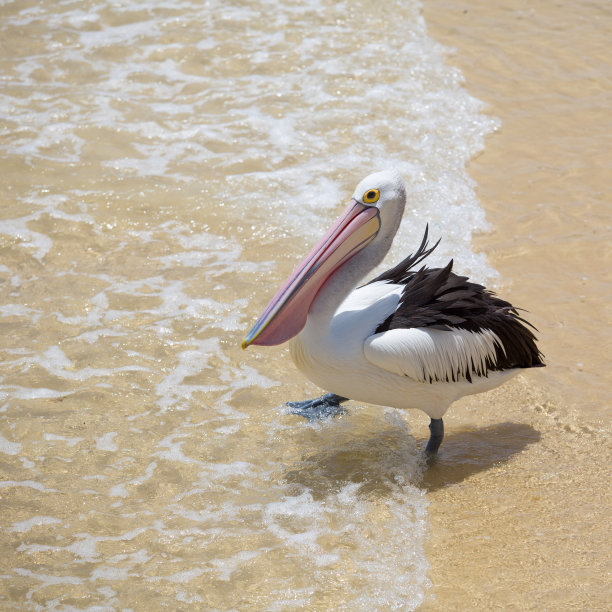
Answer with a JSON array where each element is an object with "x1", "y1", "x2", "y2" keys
[{"x1": 241, "y1": 339, "x2": 248, "y2": 350}]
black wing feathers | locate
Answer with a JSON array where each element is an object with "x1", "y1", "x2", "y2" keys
[
  {"x1": 369, "y1": 226, "x2": 544, "y2": 372},
  {"x1": 368, "y1": 224, "x2": 440, "y2": 285}
]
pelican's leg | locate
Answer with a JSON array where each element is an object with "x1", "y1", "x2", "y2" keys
[
  {"x1": 425, "y1": 418, "x2": 444, "y2": 456},
  {"x1": 287, "y1": 393, "x2": 348, "y2": 421}
]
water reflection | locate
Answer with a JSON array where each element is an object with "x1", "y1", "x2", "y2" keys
[{"x1": 283, "y1": 421, "x2": 421, "y2": 500}]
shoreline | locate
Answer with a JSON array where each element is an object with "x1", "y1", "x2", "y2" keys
[
  {"x1": 419, "y1": 1, "x2": 611, "y2": 608},
  {"x1": 424, "y1": 0, "x2": 611, "y2": 423}
]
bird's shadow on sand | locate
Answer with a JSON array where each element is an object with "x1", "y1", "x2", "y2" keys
[
  {"x1": 281, "y1": 421, "x2": 540, "y2": 498},
  {"x1": 420, "y1": 422, "x2": 541, "y2": 492}
]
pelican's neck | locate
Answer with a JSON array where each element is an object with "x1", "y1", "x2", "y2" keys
[{"x1": 307, "y1": 224, "x2": 397, "y2": 325}]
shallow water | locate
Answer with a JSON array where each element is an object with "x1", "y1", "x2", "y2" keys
[
  {"x1": 0, "y1": 0, "x2": 499, "y2": 609},
  {"x1": 1, "y1": 0, "x2": 610, "y2": 609}
]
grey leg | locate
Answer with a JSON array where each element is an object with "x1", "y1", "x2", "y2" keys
[
  {"x1": 287, "y1": 393, "x2": 348, "y2": 421},
  {"x1": 425, "y1": 418, "x2": 444, "y2": 456}
]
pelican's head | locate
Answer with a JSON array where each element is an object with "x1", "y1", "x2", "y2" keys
[
  {"x1": 350, "y1": 169, "x2": 406, "y2": 220},
  {"x1": 242, "y1": 170, "x2": 407, "y2": 348}
]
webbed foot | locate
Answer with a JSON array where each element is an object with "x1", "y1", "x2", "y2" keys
[{"x1": 287, "y1": 393, "x2": 348, "y2": 421}]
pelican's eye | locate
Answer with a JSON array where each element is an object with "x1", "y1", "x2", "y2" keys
[{"x1": 363, "y1": 189, "x2": 380, "y2": 204}]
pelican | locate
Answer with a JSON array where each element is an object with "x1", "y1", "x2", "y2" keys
[{"x1": 242, "y1": 170, "x2": 544, "y2": 455}]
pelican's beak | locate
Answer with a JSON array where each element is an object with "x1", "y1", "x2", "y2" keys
[{"x1": 242, "y1": 199, "x2": 380, "y2": 348}]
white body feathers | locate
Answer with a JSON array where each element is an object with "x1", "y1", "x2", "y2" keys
[{"x1": 290, "y1": 280, "x2": 519, "y2": 420}]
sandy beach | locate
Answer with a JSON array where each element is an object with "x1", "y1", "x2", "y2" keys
[{"x1": 421, "y1": 1, "x2": 611, "y2": 608}]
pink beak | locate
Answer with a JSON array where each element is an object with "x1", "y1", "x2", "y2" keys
[{"x1": 242, "y1": 199, "x2": 380, "y2": 348}]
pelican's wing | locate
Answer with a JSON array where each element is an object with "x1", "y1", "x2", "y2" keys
[{"x1": 363, "y1": 327, "x2": 504, "y2": 383}]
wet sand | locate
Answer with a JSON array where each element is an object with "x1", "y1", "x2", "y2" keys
[{"x1": 420, "y1": 1, "x2": 611, "y2": 608}]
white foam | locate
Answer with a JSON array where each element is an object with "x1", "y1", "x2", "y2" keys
[
  {"x1": 210, "y1": 550, "x2": 265, "y2": 582},
  {"x1": 11, "y1": 516, "x2": 62, "y2": 533},
  {"x1": 176, "y1": 591, "x2": 204, "y2": 604},
  {"x1": 0, "y1": 304, "x2": 42, "y2": 321},
  {"x1": 43, "y1": 433, "x2": 83, "y2": 447},
  {"x1": 17, "y1": 533, "x2": 102, "y2": 565},
  {"x1": 156, "y1": 567, "x2": 206, "y2": 584},
  {"x1": 0, "y1": 480, "x2": 57, "y2": 492},
  {"x1": 90, "y1": 566, "x2": 129, "y2": 581},
  {"x1": 155, "y1": 433, "x2": 203, "y2": 465},
  {"x1": 110, "y1": 462, "x2": 157, "y2": 498},
  {"x1": 13, "y1": 568, "x2": 82, "y2": 586},
  {"x1": 0, "y1": 432, "x2": 22, "y2": 455},
  {"x1": 0, "y1": 216, "x2": 53, "y2": 260},
  {"x1": 18, "y1": 346, "x2": 152, "y2": 383},
  {"x1": 0, "y1": 387, "x2": 70, "y2": 401},
  {"x1": 0, "y1": 264, "x2": 21, "y2": 288},
  {"x1": 96, "y1": 432, "x2": 118, "y2": 452}
]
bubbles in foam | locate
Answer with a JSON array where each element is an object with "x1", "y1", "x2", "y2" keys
[
  {"x1": 10, "y1": 516, "x2": 62, "y2": 533},
  {"x1": 96, "y1": 432, "x2": 118, "y2": 452},
  {"x1": 0, "y1": 432, "x2": 22, "y2": 456}
]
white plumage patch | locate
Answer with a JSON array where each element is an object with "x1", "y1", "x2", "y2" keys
[{"x1": 364, "y1": 327, "x2": 504, "y2": 383}]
